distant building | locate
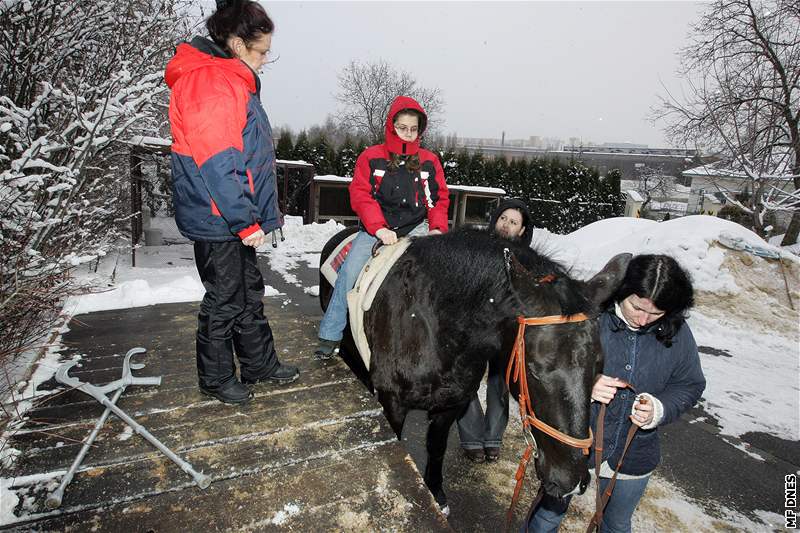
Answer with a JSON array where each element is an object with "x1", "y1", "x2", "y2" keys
[
  {"x1": 461, "y1": 143, "x2": 701, "y2": 181},
  {"x1": 682, "y1": 162, "x2": 795, "y2": 228},
  {"x1": 624, "y1": 190, "x2": 645, "y2": 217}
]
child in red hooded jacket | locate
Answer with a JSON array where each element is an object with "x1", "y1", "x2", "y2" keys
[{"x1": 316, "y1": 96, "x2": 450, "y2": 358}]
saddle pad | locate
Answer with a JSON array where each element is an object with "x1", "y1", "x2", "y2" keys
[
  {"x1": 347, "y1": 238, "x2": 412, "y2": 370},
  {"x1": 320, "y1": 232, "x2": 359, "y2": 287}
]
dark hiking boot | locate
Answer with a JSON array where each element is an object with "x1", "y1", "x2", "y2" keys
[
  {"x1": 314, "y1": 338, "x2": 339, "y2": 360},
  {"x1": 243, "y1": 362, "x2": 300, "y2": 385},
  {"x1": 484, "y1": 446, "x2": 500, "y2": 462},
  {"x1": 199, "y1": 380, "x2": 252, "y2": 405},
  {"x1": 463, "y1": 448, "x2": 486, "y2": 463}
]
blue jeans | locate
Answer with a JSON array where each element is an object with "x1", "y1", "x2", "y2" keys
[
  {"x1": 525, "y1": 474, "x2": 650, "y2": 533},
  {"x1": 457, "y1": 368, "x2": 509, "y2": 449},
  {"x1": 318, "y1": 222, "x2": 428, "y2": 342}
]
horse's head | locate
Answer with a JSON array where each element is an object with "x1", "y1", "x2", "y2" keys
[{"x1": 505, "y1": 252, "x2": 630, "y2": 498}]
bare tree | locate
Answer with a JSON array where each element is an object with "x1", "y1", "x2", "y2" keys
[
  {"x1": 335, "y1": 59, "x2": 445, "y2": 143},
  {"x1": 634, "y1": 165, "x2": 678, "y2": 216},
  {"x1": 655, "y1": 0, "x2": 799, "y2": 241}
]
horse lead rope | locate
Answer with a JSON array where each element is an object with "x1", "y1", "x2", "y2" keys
[
  {"x1": 586, "y1": 388, "x2": 640, "y2": 533},
  {"x1": 505, "y1": 313, "x2": 593, "y2": 530}
]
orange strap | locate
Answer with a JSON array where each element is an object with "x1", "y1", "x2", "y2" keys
[
  {"x1": 504, "y1": 312, "x2": 594, "y2": 530},
  {"x1": 506, "y1": 314, "x2": 594, "y2": 452},
  {"x1": 505, "y1": 444, "x2": 535, "y2": 530}
]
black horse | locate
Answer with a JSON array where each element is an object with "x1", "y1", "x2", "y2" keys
[{"x1": 319, "y1": 227, "x2": 629, "y2": 513}]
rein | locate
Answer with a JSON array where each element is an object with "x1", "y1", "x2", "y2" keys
[
  {"x1": 504, "y1": 311, "x2": 593, "y2": 528},
  {"x1": 585, "y1": 383, "x2": 640, "y2": 533}
]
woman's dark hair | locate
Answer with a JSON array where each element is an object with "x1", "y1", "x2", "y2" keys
[
  {"x1": 388, "y1": 153, "x2": 420, "y2": 172},
  {"x1": 207, "y1": 0, "x2": 274, "y2": 56},
  {"x1": 609, "y1": 254, "x2": 694, "y2": 346}
]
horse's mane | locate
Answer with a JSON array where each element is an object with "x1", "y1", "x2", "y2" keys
[{"x1": 406, "y1": 229, "x2": 590, "y2": 317}]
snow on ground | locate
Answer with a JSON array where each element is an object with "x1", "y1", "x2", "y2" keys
[
  {"x1": 2, "y1": 213, "x2": 798, "y2": 529},
  {"x1": 259, "y1": 216, "x2": 344, "y2": 287}
]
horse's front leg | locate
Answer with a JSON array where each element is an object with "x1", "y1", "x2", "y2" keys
[
  {"x1": 376, "y1": 389, "x2": 408, "y2": 439},
  {"x1": 424, "y1": 407, "x2": 461, "y2": 516}
]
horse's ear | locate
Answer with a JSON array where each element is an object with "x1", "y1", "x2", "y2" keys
[{"x1": 584, "y1": 253, "x2": 632, "y2": 309}]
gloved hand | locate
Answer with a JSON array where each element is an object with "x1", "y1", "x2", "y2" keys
[
  {"x1": 375, "y1": 227, "x2": 398, "y2": 245},
  {"x1": 242, "y1": 229, "x2": 266, "y2": 248}
]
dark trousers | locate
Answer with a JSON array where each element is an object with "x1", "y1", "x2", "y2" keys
[
  {"x1": 457, "y1": 364, "x2": 509, "y2": 449},
  {"x1": 193, "y1": 240, "x2": 278, "y2": 389}
]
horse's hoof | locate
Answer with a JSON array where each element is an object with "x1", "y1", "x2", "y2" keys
[{"x1": 438, "y1": 504, "x2": 450, "y2": 517}]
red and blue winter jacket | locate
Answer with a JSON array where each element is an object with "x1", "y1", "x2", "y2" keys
[{"x1": 165, "y1": 37, "x2": 281, "y2": 242}]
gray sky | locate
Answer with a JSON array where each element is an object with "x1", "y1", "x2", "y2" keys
[{"x1": 256, "y1": 1, "x2": 703, "y2": 147}]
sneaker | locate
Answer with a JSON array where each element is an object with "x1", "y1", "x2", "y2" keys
[
  {"x1": 242, "y1": 363, "x2": 300, "y2": 385},
  {"x1": 199, "y1": 380, "x2": 252, "y2": 405},
  {"x1": 463, "y1": 448, "x2": 486, "y2": 463},
  {"x1": 484, "y1": 446, "x2": 500, "y2": 462},
  {"x1": 314, "y1": 338, "x2": 339, "y2": 360}
]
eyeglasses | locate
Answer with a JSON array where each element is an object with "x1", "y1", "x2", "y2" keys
[
  {"x1": 247, "y1": 44, "x2": 270, "y2": 58},
  {"x1": 395, "y1": 124, "x2": 419, "y2": 135}
]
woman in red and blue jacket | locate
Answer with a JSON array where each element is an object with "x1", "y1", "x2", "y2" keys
[
  {"x1": 315, "y1": 96, "x2": 450, "y2": 358},
  {"x1": 166, "y1": 0, "x2": 298, "y2": 406}
]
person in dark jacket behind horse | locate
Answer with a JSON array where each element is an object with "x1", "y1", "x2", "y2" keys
[
  {"x1": 315, "y1": 96, "x2": 450, "y2": 358},
  {"x1": 526, "y1": 254, "x2": 706, "y2": 533},
  {"x1": 165, "y1": 0, "x2": 298, "y2": 406},
  {"x1": 458, "y1": 198, "x2": 533, "y2": 463}
]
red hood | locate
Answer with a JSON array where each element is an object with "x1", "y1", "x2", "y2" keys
[
  {"x1": 384, "y1": 95, "x2": 427, "y2": 156},
  {"x1": 165, "y1": 42, "x2": 256, "y2": 93}
]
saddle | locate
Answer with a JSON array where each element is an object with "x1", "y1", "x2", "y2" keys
[{"x1": 321, "y1": 234, "x2": 411, "y2": 369}]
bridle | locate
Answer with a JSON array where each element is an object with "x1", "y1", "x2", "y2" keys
[
  {"x1": 502, "y1": 305, "x2": 642, "y2": 533},
  {"x1": 506, "y1": 313, "x2": 595, "y2": 455},
  {"x1": 504, "y1": 308, "x2": 594, "y2": 527}
]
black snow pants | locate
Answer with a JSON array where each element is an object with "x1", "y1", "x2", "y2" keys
[{"x1": 193, "y1": 240, "x2": 278, "y2": 390}]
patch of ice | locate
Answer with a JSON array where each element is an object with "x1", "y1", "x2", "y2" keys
[
  {"x1": 116, "y1": 426, "x2": 134, "y2": 441},
  {"x1": 722, "y1": 438, "x2": 766, "y2": 462},
  {"x1": 271, "y1": 502, "x2": 301, "y2": 525}
]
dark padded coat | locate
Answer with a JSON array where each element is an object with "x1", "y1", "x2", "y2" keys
[{"x1": 591, "y1": 309, "x2": 706, "y2": 476}]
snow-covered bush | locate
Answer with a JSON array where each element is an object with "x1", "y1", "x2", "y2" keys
[{"x1": 0, "y1": 0, "x2": 192, "y2": 397}]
